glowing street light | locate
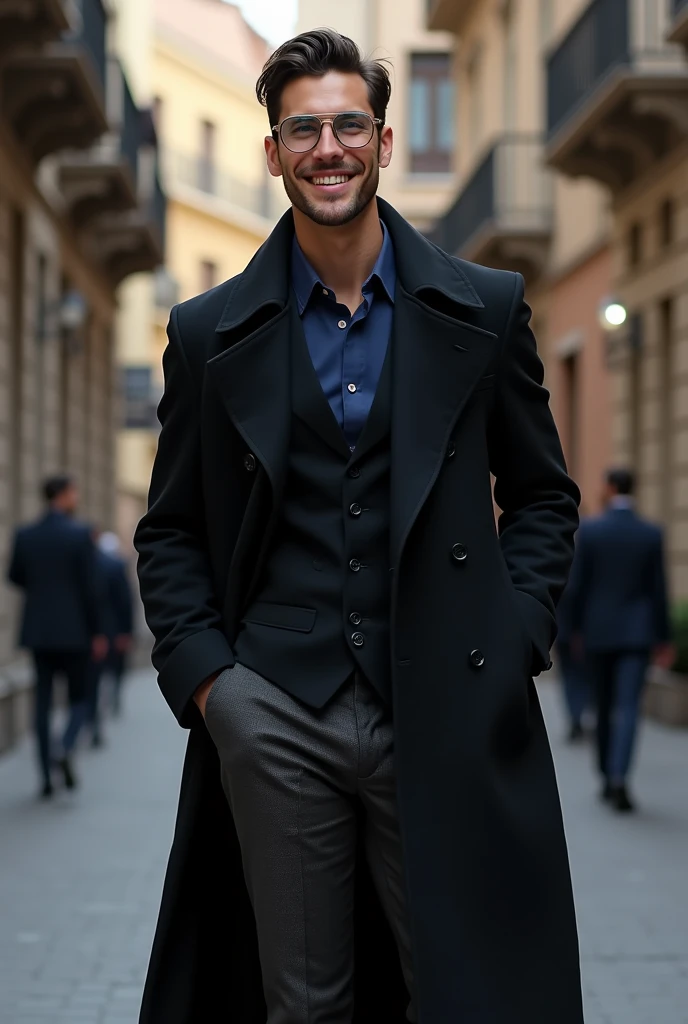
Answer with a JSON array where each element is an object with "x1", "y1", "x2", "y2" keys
[{"x1": 599, "y1": 299, "x2": 627, "y2": 331}]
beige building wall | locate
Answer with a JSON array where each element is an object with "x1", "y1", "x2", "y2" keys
[{"x1": 298, "y1": 0, "x2": 457, "y2": 228}]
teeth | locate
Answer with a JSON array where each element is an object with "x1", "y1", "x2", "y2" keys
[{"x1": 311, "y1": 175, "x2": 349, "y2": 185}]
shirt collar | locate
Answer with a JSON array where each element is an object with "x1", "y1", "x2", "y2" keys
[
  {"x1": 291, "y1": 221, "x2": 396, "y2": 315},
  {"x1": 609, "y1": 495, "x2": 634, "y2": 511}
]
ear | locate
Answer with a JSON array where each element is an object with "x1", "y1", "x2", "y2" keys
[
  {"x1": 265, "y1": 136, "x2": 283, "y2": 178},
  {"x1": 379, "y1": 125, "x2": 393, "y2": 170}
]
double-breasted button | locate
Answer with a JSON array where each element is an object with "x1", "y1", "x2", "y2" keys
[
  {"x1": 447, "y1": 442, "x2": 456, "y2": 459},
  {"x1": 349, "y1": 612, "x2": 362, "y2": 626},
  {"x1": 469, "y1": 649, "x2": 485, "y2": 669},
  {"x1": 243, "y1": 452, "x2": 256, "y2": 472},
  {"x1": 451, "y1": 542, "x2": 468, "y2": 562},
  {"x1": 348, "y1": 466, "x2": 360, "y2": 479},
  {"x1": 349, "y1": 502, "x2": 362, "y2": 517},
  {"x1": 351, "y1": 632, "x2": 365, "y2": 647},
  {"x1": 349, "y1": 558, "x2": 362, "y2": 572}
]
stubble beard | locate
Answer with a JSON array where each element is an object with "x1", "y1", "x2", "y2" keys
[{"x1": 281, "y1": 160, "x2": 380, "y2": 227}]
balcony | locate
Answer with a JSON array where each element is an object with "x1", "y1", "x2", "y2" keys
[
  {"x1": 428, "y1": 135, "x2": 553, "y2": 286},
  {"x1": 1, "y1": 0, "x2": 108, "y2": 162},
  {"x1": 426, "y1": 0, "x2": 479, "y2": 33},
  {"x1": 90, "y1": 145, "x2": 167, "y2": 286},
  {"x1": 163, "y1": 148, "x2": 276, "y2": 223},
  {"x1": 668, "y1": 0, "x2": 688, "y2": 51},
  {"x1": 0, "y1": 0, "x2": 69, "y2": 60},
  {"x1": 546, "y1": 0, "x2": 688, "y2": 192},
  {"x1": 58, "y1": 59, "x2": 140, "y2": 229}
]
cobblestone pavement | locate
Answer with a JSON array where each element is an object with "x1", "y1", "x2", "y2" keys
[{"x1": 0, "y1": 670, "x2": 687, "y2": 1023}]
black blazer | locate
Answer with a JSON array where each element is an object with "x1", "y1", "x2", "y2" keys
[
  {"x1": 567, "y1": 505, "x2": 670, "y2": 652},
  {"x1": 7, "y1": 511, "x2": 104, "y2": 652}
]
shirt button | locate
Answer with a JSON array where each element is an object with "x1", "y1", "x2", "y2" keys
[
  {"x1": 338, "y1": 319, "x2": 347, "y2": 329},
  {"x1": 351, "y1": 632, "x2": 365, "y2": 648},
  {"x1": 347, "y1": 383, "x2": 357, "y2": 393},
  {"x1": 349, "y1": 612, "x2": 362, "y2": 626},
  {"x1": 349, "y1": 558, "x2": 362, "y2": 572},
  {"x1": 322, "y1": 288, "x2": 329, "y2": 296},
  {"x1": 349, "y1": 503, "x2": 362, "y2": 516}
]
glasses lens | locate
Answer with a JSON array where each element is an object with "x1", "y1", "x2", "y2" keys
[
  {"x1": 281, "y1": 116, "x2": 321, "y2": 152},
  {"x1": 333, "y1": 112, "x2": 374, "y2": 148}
]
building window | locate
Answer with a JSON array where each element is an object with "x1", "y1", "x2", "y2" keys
[
  {"x1": 562, "y1": 351, "x2": 579, "y2": 480},
  {"x1": 627, "y1": 221, "x2": 643, "y2": 268},
  {"x1": 199, "y1": 119, "x2": 216, "y2": 193},
  {"x1": 502, "y1": 0, "x2": 518, "y2": 130},
  {"x1": 659, "y1": 198, "x2": 674, "y2": 249},
  {"x1": 658, "y1": 297, "x2": 674, "y2": 524},
  {"x1": 408, "y1": 53, "x2": 454, "y2": 174},
  {"x1": 200, "y1": 260, "x2": 217, "y2": 293}
]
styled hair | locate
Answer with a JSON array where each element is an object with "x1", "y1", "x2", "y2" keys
[
  {"x1": 43, "y1": 474, "x2": 74, "y2": 503},
  {"x1": 606, "y1": 467, "x2": 635, "y2": 496},
  {"x1": 256, "y1": 28, "x2": 392, "y2": 135}
]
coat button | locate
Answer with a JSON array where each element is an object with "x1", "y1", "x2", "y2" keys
[
  {"x1": 348, "y1": 465, "x2": 360, "y2": 479},
  {"x1": 349, "y1": 502, "x2": 362, "y2": 517},
  {"x1": 243, "y1": 452, "x2": 256, "y2": 472},
  {"x1": 349, "y1": 558, "x2": 362, "y2": 572},
  {"x1": 447, "y1": 442, "x2": 456, "y2": 459},
  {"x1": 469, "y1": 649, "x2": 485, "y2": 669},
  {"x1": 349, "y1": 612, "x2": 362, "y2": 626},
  {"x1": 451, "y1": 543, "x2": 468, "y2": 562},
  {"x1": 351, "y1": 632, "x2": 365, "y2": 647}
]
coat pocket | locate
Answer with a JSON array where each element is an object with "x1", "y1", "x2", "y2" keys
[{"x1": 241, "y1": 601, "x2": 317, "y2": 633}]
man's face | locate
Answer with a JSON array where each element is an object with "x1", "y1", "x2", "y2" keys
[
  {"x1": 60, "y1": 484, "x2": 79, "y2": 515},
  {"x1": 265, "y1": 71, "x2": 393, "y2": 228}
]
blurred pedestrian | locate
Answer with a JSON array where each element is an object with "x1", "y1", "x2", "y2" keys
[
  {"x1": 7, "y1": 475, "x2": 108, "y2": 797},
  {"x1": 85, "y1": 530, "x2": 134, "y2": 745},
  {"x1": 556, "y1": 573, "x2": 590, "y2": 742},
  {"x1": 567, "y1": 468, "x2": 675, "y2": 812}
]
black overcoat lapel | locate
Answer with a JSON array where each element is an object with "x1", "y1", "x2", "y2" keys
[{"x1": 389, "y1": 289, "x2": 497, "y2": 564}]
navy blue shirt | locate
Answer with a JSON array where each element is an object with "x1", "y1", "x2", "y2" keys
[{"x1": 291, "y1": 222, "x2": 396, "y2": 451}]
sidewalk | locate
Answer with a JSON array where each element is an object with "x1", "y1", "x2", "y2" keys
[{"x1": 0, "y1": 671, "x2": 687, "y2": 1023}]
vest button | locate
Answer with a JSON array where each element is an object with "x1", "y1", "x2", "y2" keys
[
  {"x1": 349, "y1": 558, "x2": 362, "y2": 572},
  {"x1": 349, "y1": 612, "x2": 362, "y2": 626},
  {"x1": 451, "y1": 543, "x2": 467, "y2": 562},
  {"x1": 469, "y1": 649, "x2": 485, "y2": 669},
  {"x1": 243, "y1": 452, "x2": 256, "y2": 472},
  {"x1": 348, "y1": 466, "x2": 360, "y2": 479},
  {"x1": 349, "y1": 502, "x2": 362, "y2": 517},
  {"x1": 351, "y1": 632, "x2": 365, "y2": 647}
]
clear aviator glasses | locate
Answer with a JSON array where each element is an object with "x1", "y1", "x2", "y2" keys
[{"x1": 272, "y1": 111, "x2": 383, "y2": 153}]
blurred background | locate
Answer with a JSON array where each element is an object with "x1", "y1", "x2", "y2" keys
[{"x1": 0, "y1": 0, "x2": 686, "y2": 1022}]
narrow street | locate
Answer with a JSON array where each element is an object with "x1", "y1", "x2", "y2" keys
[{"x1": 0, "y1": 671, "x2": 686, "y2": 1023}]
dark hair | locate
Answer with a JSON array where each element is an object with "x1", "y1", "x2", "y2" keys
[
  {"x1": 43, "y1": 474, "x2": 74, "y2": 503},
  {"x1": 606, "y1": 467, "x2": 635, "y2": 496},
  {"x1": 256, "y1": 28, "x2": 392, "y2": 135}
]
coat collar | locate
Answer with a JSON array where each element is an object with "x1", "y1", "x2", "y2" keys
[{"x1": 214, "y1": 197, "x2": 483, "y2": 334}]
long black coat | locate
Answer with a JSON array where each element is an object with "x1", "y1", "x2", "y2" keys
[{"x1": 135, "y1": 199, "x2": 583, "y2": 1023}]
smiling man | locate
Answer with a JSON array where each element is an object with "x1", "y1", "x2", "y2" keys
[{"x1": 135, "y1": 29, "x2": 583, "y2": 1024}]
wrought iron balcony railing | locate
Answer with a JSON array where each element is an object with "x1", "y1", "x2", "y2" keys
[{"x1": 164, "y1": 149, "x2": 275, "y2": 222}]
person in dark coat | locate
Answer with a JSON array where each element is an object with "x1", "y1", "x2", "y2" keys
[
  {"x1": 7, "y1": 475, "x2": 107, "y2": 796},
  {"x1": 85, "y1": 530, "x2": 134, "y2": 745},
  {"x1": 134, "y1": 30, "x2": 583, "y2": 1024},
  {"x1": 567, "y1": 468, "x2": 674, "y2": 812}
]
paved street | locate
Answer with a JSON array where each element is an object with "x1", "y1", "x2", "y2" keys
[{"x1": 0, "y1": 671, "x2": 687, "y2": 1024}]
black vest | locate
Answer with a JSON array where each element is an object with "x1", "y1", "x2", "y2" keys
[{"x1": 234, "y1": 304, "x2": 392, "y2": 706}]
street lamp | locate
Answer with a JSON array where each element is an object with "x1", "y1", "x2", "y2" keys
[{"x1": 598, "y1": 299, "x2": 627, "y2": 331}]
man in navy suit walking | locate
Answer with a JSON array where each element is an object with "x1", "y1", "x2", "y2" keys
[
  {"x1": 7, "y1": 475, "x2": 107, "y2": 797},
  {"x1": 568, "y1": 468, "x2": 674, "y2": 811}
]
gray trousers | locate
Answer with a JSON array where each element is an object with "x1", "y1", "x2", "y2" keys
[{"x1": 205, "y1": 663, "x2": 416, "y2": 1024}]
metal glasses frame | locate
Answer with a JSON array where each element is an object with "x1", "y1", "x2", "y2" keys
[{"x1": 271, "y1": 111, "x2": 384, "y2": 152}]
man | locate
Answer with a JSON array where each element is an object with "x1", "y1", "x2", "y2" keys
[
  {"x1": 7, "y1": 475, "x2": 107, "y2": 797},
  {"x1": 568, "y1": 468, "x2": 674, "y2": 812},
  {"x1": 85, "y1": 530, "x2": 134, "y2": 745},
  {"x1": 135, "y1": 30, "x2": 583, "y2": 1024}
]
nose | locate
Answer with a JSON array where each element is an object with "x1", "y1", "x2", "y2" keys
[{"x1": 312, "y1": 121, "x2": 346, "y2": 162}]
